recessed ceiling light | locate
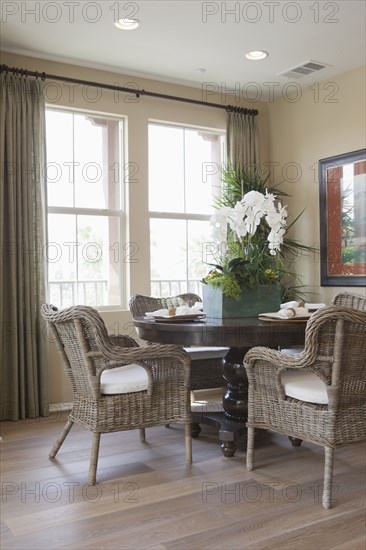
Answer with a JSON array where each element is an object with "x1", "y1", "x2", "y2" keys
[
  {"x1": 245, "y1": 50, "x2": 268, "y2": 61},
  {"x1": 114, "y1": 18, "x2": 140, "y2": 30}
]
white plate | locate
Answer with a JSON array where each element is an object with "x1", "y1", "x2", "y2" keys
[{"x1": 147, "y1": 313, "x2": 206, "y2": 323}]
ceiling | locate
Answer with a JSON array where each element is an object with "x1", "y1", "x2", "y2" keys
[{"x1": 1, "y1": 0, "x2": 365, "y2": 101}]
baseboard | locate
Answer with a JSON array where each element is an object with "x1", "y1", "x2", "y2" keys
[{"x1": 49, "y1": 402, "x2": 73, "y2": 413}]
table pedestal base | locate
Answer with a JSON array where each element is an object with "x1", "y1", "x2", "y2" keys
[
  {"x1": 191, "y1": 412, "x2": 247, "y2": 457},
  {"x1": 191, "y1": 347, "x2": 249, "y2": 456}
]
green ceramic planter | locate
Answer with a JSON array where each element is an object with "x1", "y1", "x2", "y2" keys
[{"x1": 202, "y1": 284, "x2": 281, "y2": 318}]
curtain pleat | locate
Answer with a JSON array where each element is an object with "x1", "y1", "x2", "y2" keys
[
  {"x1": 226, "y1": 111, "x2": 259, "y2": 169},
  {"x1": 0, "y1": 74, "x2": 48, "y2": 420}
]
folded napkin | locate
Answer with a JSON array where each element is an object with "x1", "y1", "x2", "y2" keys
[
  {"x1": 175, "y1": 306, "x2": 202, "y2": 315},
  {"x1": 280, "y1": 301, "x2": 300, "y2": 310},
  {"x1": 145, "y1": 308, "x2": 169, "y2": 317},
  {"x1": 278, "y1": 301, "x2": 309, "y2": 319}
]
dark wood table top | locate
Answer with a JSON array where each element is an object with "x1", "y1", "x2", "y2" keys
[{"x1": 133, "y1": 316, "x2": 307, "y2": 348}]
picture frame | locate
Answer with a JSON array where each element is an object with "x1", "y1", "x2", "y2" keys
[{"x1": 319, "y1": 149, "x2": 366, "y2": 286}]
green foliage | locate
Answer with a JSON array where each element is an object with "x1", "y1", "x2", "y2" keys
[
  {"x1": 342, "y1": 246, "x2": 366, "y2": 263},
  {"x1": 202, "y1": 163, "x2": 315, "y2": 301},
  {"x1": 214, "y1": 162, "x2": 288, "y2": 209}
]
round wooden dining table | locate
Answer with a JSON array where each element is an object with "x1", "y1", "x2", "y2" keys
[
  {"x1": 133, "y1": 315, "x2": 307, "y2": 456},
  {"x1": 133, "y1": 315, "x2": 306, "y2": 348}
]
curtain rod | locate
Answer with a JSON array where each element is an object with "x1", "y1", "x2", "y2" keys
[{"x1": 0, "y1": 64, "x2": 259, "y2": 116}]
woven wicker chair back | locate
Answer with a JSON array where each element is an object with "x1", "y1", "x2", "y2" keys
[
  {"x1": 331, "y1": 291, "x2": 366, "y2": 311},
  {"x1": 129, "y1": 293, "x2": 201, "y2": 318}
]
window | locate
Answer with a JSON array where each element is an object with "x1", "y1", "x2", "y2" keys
[
  {"x1": 148, "y1": 123, "x2": 224, "y2": 296},
  {"x1": 45, "y1": 108, "x2": 125, "y2": 308}
]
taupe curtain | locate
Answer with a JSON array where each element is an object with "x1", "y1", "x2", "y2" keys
[
  {"x1": 226, "y1": 110, "x2": 259, "y2": 169},
  {"x1": 0, "y1": 73, "x2": 48, "y2": 420}
]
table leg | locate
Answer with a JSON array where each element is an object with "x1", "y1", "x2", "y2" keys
[
  {"x1": 289, "y1": 436, "x2": 303, "y2": 447},
  {"x1": 222, "y1": 347, "x2": 249, "y2": 421},
  {"x1": 191, "y1": 422, "x2": 201, "y2": 438},
  {"x1": 190, "y1": 348, "x2": 250, "y2": 456}
]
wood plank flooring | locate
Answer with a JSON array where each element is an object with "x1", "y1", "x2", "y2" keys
[{"x1": 1, "y1": 412, "x2": 365, "y2": 549}]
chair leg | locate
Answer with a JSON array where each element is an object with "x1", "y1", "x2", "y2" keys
[
  {"x1": 139, "y1": 428, "x2": 146, "y2": 442},
  {"x1": 185, "y1": 422, "x2": 192, "y2": 466},
  {"x1": 246, "y1": 426, "x2": 255, "y2": 470},
  {"x1": 49, "y1": 418, "x2": 73, "y2": 458},
  {"x1": 323, "y1": 446, "x2": 335, "y2": 509},
  {"x1": 88, "y1": 433, "x2": 101, "y2": 485}
]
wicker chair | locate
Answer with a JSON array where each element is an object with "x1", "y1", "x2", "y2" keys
[
  {"x1": 244, "y1": 298, "x2": 366, "y2": 509},
  {"x1": 41, "y1": 304, "x2": 192, "y2": 485},
  {"x1": 331, "y1": 291, "x2": 366, "y2": 310},
  {"x1": 129, "y1": 293, "x2": 228, "y2": 394}
]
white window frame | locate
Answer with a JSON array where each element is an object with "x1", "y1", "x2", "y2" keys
[
  {"x1": 148, "y1": 120, "x2": 225, "y2": 296},
  {"x1": 45, "y1": 105, "x2": 127, "y2": 310}
]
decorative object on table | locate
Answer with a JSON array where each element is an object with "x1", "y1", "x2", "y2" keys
[
  {"x1": 277, "y1": 300, "x2": 309, "y2": 318},
  {"x1": 145, "y1": 305, "x2": 205, "y2": 322},
  {"x1": 203, "y1": 284, "x2": 282, "y2": 318},
  {"x1": 319, "y1": 149, "x2": 366, "y2": 287},
  {"x1": 258, "y1": 300, "x2": 314, "y2": 322},
  {"x1": 244, "y1": 293, "x2": 366, "y2": 509},
  {"x1": 202, "y1": 164, "x2": 315, "y2": 318}
]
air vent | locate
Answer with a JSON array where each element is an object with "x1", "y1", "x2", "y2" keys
[{"x1": 278, "y1": 60, "x2": 330, "y2": 79}]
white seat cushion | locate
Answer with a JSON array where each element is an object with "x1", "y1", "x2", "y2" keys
[
  {"x1": 281, "y1": 370, "x2": 328, "y2": 404},
  {"x1": 100, "y1": 364, "x2": 148, "y2": 395},
  {"x1": 184, "y1": 347, "x2": 229, "y2": 360},
  {"x1": 191, "y1": 387, "x2": 225, "y2": 413}
]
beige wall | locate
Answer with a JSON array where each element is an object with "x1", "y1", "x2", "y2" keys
[
  {"x1": 2, "y1": 53, "x2": 365, "y2": 404},
  {"x1": 266, "y1": 65, "x2": 366, "y2": 305}
]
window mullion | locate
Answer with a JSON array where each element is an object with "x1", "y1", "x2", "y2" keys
[
  {"x1": 183, "y1": 130, "x2": 188, "y2": 291},
  {"x1": 149, "y1": 211, "x2": 210, "y2": 221}
]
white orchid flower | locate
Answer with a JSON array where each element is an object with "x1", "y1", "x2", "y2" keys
[{"x1": 209, "y1": 190, "x2": 288, "y2": 256}]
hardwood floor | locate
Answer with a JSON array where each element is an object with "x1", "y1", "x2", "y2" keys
[{"x1": 1, "y1": 412, "x2": 365, "y2": 549}]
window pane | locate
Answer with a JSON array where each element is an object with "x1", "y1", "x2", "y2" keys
[
  {"x1": 48, "y1": 213, "x2": 77, "y2": 307},
  {"x1": 46, "y1": 111, "x2": 120, "y2": 210},
  {"x1": 184, "y1": 130, "x2": 222, "y2": 214},
  {"x1": 187, "y1": 220, "x2": 213, "y2": 283},
  {"x1": 74, "y1": 115, "x2": 120, "y2": 209},
  {"x1": 47, "y1": 213, "x2": 121, "y2": 307},
  {"x1": 77, "y1": 215, "x2": 121, "y2": 306},
  {"x1": 46, "y1": 111, "x2": 74, "y2": 207},
  {"x1": 150, "y1": 217, "x2": 184, "y2": 277},
  {"x1": 150, "y1": 219, "x2": 211, "y2": 297},
  {"x1": 148, "y1": 125, "x2": 184, "y2": 212}
]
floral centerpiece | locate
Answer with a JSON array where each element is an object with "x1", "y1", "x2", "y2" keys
[
  {"x1": 202, "y1": 189, "x2": 287, "y2": 301},
  {"x1": 201, "y1": 164, "x2": 313, "y2": 317}
]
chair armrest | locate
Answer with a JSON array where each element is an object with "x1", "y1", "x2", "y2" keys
[
  {"x1": 87, "y1": 344, "x2": 190, "y2": 396},
  {"x1": 244, "y1": 347, "x2": 308, "y2": 368},
  {"x1": 244, "y1": 347, "x2": 318, "y2": 401},
  {"x1": 245, "y1": 306, "x2": 366, "y2": 382},
  {"x1": 88, "y1": 343, "x2": 189, "y2": 364},
  {"x1": 108, "y1": 333, "x2": 139, "y2": 348}
]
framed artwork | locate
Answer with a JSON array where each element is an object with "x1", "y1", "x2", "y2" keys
[{"x1": 319, "y1": 149, "x2": 366, "y2": 286}]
